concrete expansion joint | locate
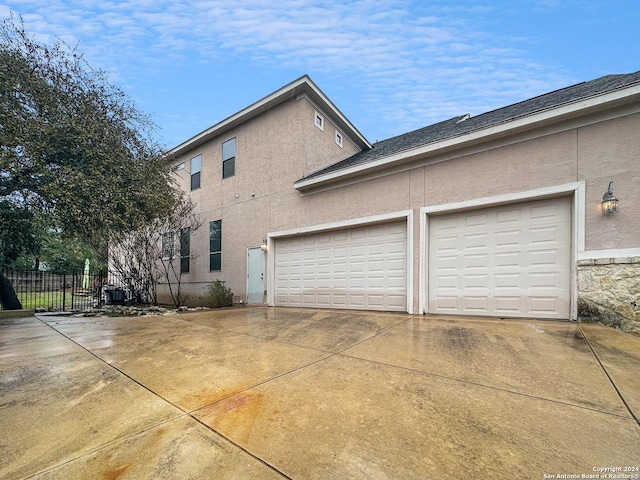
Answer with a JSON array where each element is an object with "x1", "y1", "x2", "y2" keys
[
  {"x1": 577, "y1": 324, "x2": 640, "y2": 427},
  {"x1": 6, "y1": 309, "x2": 639, "y2": 477}
]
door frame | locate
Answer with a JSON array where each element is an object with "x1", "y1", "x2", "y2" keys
[
  {"x1": 266, "y1": 210, "x2": 414, "y2": 312},
  {"x1": 246, "y1": 247, "x2": 265, "y2": 304},
  {"x1": 419, "y1": 181, "x2": 585, "y2": 320}
]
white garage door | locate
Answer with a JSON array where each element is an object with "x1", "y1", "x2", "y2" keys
[
  {"x1": 275, "y1": 222, "x2": 407, "y2": 311},
  {"x1": 428, "y1": 197, "x2": 571, "y2": 319}
]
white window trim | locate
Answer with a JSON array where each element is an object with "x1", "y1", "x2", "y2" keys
[
  {"x1": 314, "y1": 111, "x2": 324, "y2": 131},
  {"x1": 335, "y1": 130, "x2": 343, "y2": 147}
]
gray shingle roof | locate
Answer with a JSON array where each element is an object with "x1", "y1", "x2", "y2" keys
[{"x1": 300, "y1": 71, "x2": 640, "y2": 181}]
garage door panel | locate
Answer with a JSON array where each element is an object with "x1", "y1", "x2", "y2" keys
[
  {"x1": 530, "y1": 203, "x2": 559, "y2": 219},
  {"x1": 466, "y1": 274, "x2": 490, "y2": 289},
  {"x1": 466, "y1": 212, "x2": 489, "y2": 227},
  {"x1": 529, "y1": 249, "x2": 560, "y2": 266},
  {"x1": 387, "y1": 295, "x2": 407, "y2": 308},
  {"x1": 495, "y1": 273, "x2": 522, "y2": 289},
  {"x1": 463, "y1": 253, "x2": 488, "y2": 269},
  {"x1": 435, "y1": 234, "x2": 457, "y2": 249},
  {"x1": 495, "y1": 252, "x2": 520, "y2": 267},
  {"x1": 464, "y1": 233, "x2": 488, "y2": 249},
  {"x1": 275, "y1": 221, "x2": 407, "y2": 312},
  {"x1": 429, "y1": 197, "x2": 571, "y2": 319},
  {"x1": 350, "y1": 295, "x2": 365, "y2": 307},
  {"x1": 317, "y1": 262, "x2": 332, "y2": 274},
  {"x1": 529, "y1": 272, "x2": 561, "y2": 289},
  {"x1": 387, "y1": 239, "x2": 406, "y2": 252},
  {"x1": 495, "y1": 296, "x2": 520, "y2": 313},
  {"x1": 387, "y1": 259, "x2": 406, "y2": 272},
  {"x1": 530, "y1": 226, "x2": 563, "y2": 244},
  {"x1": 464, "y1": 296, "x2": 489, "y2": 312},
  {"x1": 334, "y1": 247, "x2": 347, "y2": 258},
  {"x1": 496, "y1": 208, "x2": 520, "y2": 223},
  {"x1": 530, "y1": 296, "x2": 563, "y2": 313},
  {"x1": 495, "y1": 230, "x2": 521, "y2": 246},
  {"x1": 350, "y1": 261, "x2": 365, "y2": 273}
]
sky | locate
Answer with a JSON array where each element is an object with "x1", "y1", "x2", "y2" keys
[{"x1": 1, "y1": 1, "x2": 638, "y2": 150}]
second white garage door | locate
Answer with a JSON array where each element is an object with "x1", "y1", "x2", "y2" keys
[
  {"x1": 428, "y1": 197, "x2": 572, "y2": 319},
  {"x1": 274, "y1": 222, "x2": 407, "y2": 311}
]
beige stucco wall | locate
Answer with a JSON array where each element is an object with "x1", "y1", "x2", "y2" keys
[
  {"x1": 159, "y1": 96, "x2": 639, "y2": 333},
  {"x1": 158, "y1": 95, "x2": 362, "y2": 305},
  {"x1": 577, "y1": 113, "x2": 640, "y2": 251},
  {"x1": 419, "y1": 129, "x2": 578, "y2": 206}
]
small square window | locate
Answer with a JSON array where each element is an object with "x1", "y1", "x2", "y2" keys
[
  {"x1": 314, "y1": 111, "x2": 324, "y2": 131},
  {"x1": 335, "y1": 130, "x2": 343, "y2": 147}
]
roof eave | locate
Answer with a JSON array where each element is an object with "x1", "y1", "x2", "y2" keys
[{"x1": 294, "y1": 83, "x2": 640, "y2": 191}]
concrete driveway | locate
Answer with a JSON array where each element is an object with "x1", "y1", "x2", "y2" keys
[{"x1": 1, "y1": 308, "x2": 639, "y2": 479}]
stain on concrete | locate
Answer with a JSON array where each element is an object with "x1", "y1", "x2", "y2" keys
[{"x1": 102, "y1": 462, "x2": 131, "y2": 480}]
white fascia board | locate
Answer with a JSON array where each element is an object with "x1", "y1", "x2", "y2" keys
[
  {"x1": 268, "y1": 210, "x2": 412, "y2": 239},
  {"x1": 295, "y1": 84, "x2": 640, "y2": 190},
  {"x1": 170, "y1": 76, "x2": 370, "y2": 157}
]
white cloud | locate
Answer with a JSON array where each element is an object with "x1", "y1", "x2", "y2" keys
[{"x1": 2, "y1": 0, "x2": 578, "y2": 143}]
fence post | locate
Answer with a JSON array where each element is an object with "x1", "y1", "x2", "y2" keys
[
  {"x1": 62, "y1": 273, "x2": 66, "y2": 311},
  {"x1": 99, "y1": 271, "x2": 104, "y2": 308}
]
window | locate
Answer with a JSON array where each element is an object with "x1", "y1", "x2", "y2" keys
[
  {"x1": 180, "y1": 228, "x2": 190, "y2": 273},
  {"x1": 172, "y1": 162, "x2": 185, "y2": 172},
  {"x1": 161, "y1": 232, "x2": 174, "y2": 259},
  {"x1": 209, "y1": 220, "x2": 222, "y2": 271},
  {"x1": 314, "y1": 111, "x2": 324, "y2": 131},
  {"x1": 222, "y1": 138, "x2": 235, "y2": 179},
  {"x1": 335, "y1": 130, "x2": 343, "y2": 147},
  {"x1": 190, "y1": 154, "x2": 201, "y2": 190}
]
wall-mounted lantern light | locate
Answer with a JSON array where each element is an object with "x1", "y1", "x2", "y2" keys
[
  {"x1": 601, "y1": 181, "x2": 619, "y2": 215},
  {"x1": 260, "y1": 237, "x2": 268, "y2": 252}
]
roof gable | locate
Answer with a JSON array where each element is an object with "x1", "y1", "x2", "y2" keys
[{"x1": 170, "y1": 75, "x2": 372, "y2": 157}]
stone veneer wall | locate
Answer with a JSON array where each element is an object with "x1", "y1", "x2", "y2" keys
[{"x1": 577, "y1": 256, "x2": 640, "y2": 335}]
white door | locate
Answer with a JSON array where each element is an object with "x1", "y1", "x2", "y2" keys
[
  {"x1": 274, "y1": 222, "x2": 407, "y2": 311},
  {"x1": 247, "y1": 247, "x2": 264, "y2": 304},
  {"x1": 428, "y1": 197, "x2": 571, "y2": 319}
]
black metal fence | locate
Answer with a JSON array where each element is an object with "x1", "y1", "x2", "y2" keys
[{"x1": 0, "y1": 268, "x2": 117, "y2": 311}]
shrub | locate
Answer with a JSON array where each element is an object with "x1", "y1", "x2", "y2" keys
[{"x1": 206, "y1": 280, "x2": 233, "y2": 308}]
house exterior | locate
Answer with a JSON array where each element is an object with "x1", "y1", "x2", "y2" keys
[{"x1": 164, "y1": 72, "x2": 640, "y2": 333}]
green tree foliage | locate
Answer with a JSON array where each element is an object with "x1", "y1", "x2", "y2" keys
[
  {"x1": 0, "y1": 15, "x2": 179, "y2": 309},
  {"x1": 0, "y1": 201, "x2": 38, "y2": 268}
]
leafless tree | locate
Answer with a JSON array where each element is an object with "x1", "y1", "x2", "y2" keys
[
  {"x1": 108, "y1": 195, "x2": 201, "y2": 307},
  {"x1": 156, "y1": 197, "x2": 202, "y2": 307}
]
